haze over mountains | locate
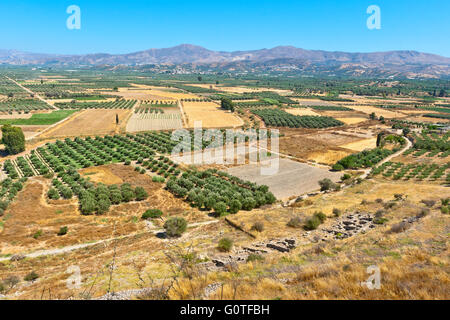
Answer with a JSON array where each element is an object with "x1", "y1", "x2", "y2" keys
[{"x1": 1, "y1": 44, "x2": 449, "y2": 78}]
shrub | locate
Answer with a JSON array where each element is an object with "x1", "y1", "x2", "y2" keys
[
  {"x1": 417, "y1": 208, "x2": 430, "y2": 218},
  {"x1": 218, "y1": 237, "x2": 233, "y2": 252},
  {"x1": 97, "y1": 198, "x2": 111, "y2": 215},
  {"x1": 61, "y1": 187, "x2": 73, "y2": 199},
  {"x1": 164, "y1": 217, "x2": 187, "y2": 237},
  {"x1": 3, "y1": 276, "x2": 19, "y2": 290},
  {"x1": 247, "y1": 254, "x2": 264, "y2": 263},
  {"x1": 441, "y1": 206, "x2": 449, "y2": 214},
  {"x1": 24, "y1": 271, "x2": 39, "y2": 282},
  {"x1": 152, "y1": 176, "x2": 165, "y2": 183},
  {"x1": 0, "y1": 282, "x2": 4, "y2": 293},
  {"x1": 383, "y1": 201, "x2": 396, "y2": 210},
  {"x1": 421, "y1": 199, "x2": 436, "y2": 208},
  {"x1": 389, "y1": 222, "x2": 410, "y2": 233},
  {"x1": 57, "y1": 226, "x2": 68, "y2": 236},
  {"x1": 374, "y1": 217, "x2": 388, "y2": 225},
  {"x1": 332, "y1": 208, "x2": 342, "y2": 217},
  {"x1": 32, "y1": 230, "x2": 42, "y2": 239},
  {"x1": 332, "y1": 163, "x2": 345, "y2": 171},
  {"x1": 142, "y1": 209, "x2": 163, "y2": 220},
  {"x1": 441, "y1": 198, "x2": 450, "y2": 206},
  {"x1": 313, "y1": 211, "x2": 327, "y2": 223},
  {"x1": 304, "y1": 216, "x2": 321, "y2": 230},
  {"x1": 341, "y1": 173, "x2": 351, "y2": 181},
  {"x1": 375, "y1": 210, "x2": 385, "y2": 218},
  {"x1": 0, "y1": 201, "x2": 9, "y2": 210},
  {"x1": 319, "y1": 178, "x2": 337, "y2": 192},
  {"x1": 251, "y1": 222, "x2": 264, "y2": 232},
  {"x1": 287, "y1": 217, "x2": 302, "y2": 228},
  {"x1": 213, "y1": 201, "x2": 228, "y2": 216},
  {"x1": 135, "y1": 187, "x2": 148, "y2": 201}
]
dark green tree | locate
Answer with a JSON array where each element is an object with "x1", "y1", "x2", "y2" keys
[
  {"x1": 220, "y1": 98, "x2": 235, "y2": 112},
  {"x1": 1, "y1": 125, "x2": 25, "y2": 155}
]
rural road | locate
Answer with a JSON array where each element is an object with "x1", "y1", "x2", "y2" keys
[
  {"x1": 5, "y1": 76, "x2": 57, "y2": 110},
  {"x1": 0, "y1": 220, "x2": 219, "y2": 262}
]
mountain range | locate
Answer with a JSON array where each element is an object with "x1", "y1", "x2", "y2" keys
[{"x1": 1, "y1": 44, "x2": 449, "y2": 78}]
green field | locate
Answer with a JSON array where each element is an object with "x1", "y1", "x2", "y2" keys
[{"x1": 0, "y1": 110, "x2": 78, "y2": 125}]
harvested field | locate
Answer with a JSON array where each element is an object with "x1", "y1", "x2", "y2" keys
[
  {"x1": 278, "y1": 128, "x2": 359, "y2": 162},
  {"x1": 339, "y1": 137, "x2": 377, "y2": 152},
  {"x1": 187, "y1": 84, "x2": 292, "y2": 95},
  {"x1": 105, "y1": 84, "x2": 200, "y2": 101},
  {"x1": 307, "y1": 149, "x2": 354, "y2": 165},
  {"x1": 40, "y1": 109, "x2": 131, "y2": 138},
  {"x1": 286, "y1": 108, "x2": 321, "y2": 116},
  {"x1": 406, "y1": 116, "x2": 449, "y2": 123},
  {"x1": 293, "y1": 98, "x2": 337, "y2": 106},
  {"x1": 304, "y1": 132, "x2": 362, "y2": 146},
  {"x1": 347, "y1": 105, "x2": 406, "y2": 118},
  {"x1": 183, "y1": 101, "x2": 243, "y2": 128},
  {"x1": 226, "y1": 158, "x2": 342, "y2": 199},
  {"x1": 336, "y1": 117, "x2": 368, "y2": 125},
  {"x1": 126, "y1": 108, "x2": 183, "y2": 132}
]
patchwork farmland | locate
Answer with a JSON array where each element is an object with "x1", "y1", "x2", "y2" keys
[{"x1": 0, "y1": 69, "x2": 448, "y2": 302}]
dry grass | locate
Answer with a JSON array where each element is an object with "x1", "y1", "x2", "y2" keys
[
  {"x1": 286, "y1": 108, "x2": 321, "y2": 116},
  {"x1": 182, "y1": 101, "x2": 243, "y2": 128},
  {"x1": 40, "y1": 109, "x2": 131, "y2": 138},
  {"x1": 336, "y1": 117, "x2": 368, "y2": 125},
  {"x1": 340, "y1": 137, "x2": 377, "y2": 152}
]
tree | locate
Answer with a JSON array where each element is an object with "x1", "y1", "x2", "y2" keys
[
  {"x1": 47, "y1": 188, "x2": 60, "y2": 200},
  {"x1": 370, "y1": 112, "x2": 377, "y2": 120},
  {"x1": 1, "y1": 125, "x2": 25, "y2": 155},
  {"x1": 220, "y1": 98, "x2": 235, "y2": 112},
  {"x1": 213, "y1": 201, "x2": 228, "y2": 216},
  {"x1": 229, "y1": 199, "x2": 242, "y2": 214},
  {"x1": 197, "y1": 76, "x2": 202, "y2": 82},
  {"x1": 164, "y1": 217, "x2": 187, "y2": 237},
  {"x1": 116, "y1": 114, "x2": 119, "y2": 125}
]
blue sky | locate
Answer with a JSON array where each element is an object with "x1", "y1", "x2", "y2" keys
[{"x1": 0, "y1": 0, "x2": 448, "y2": 56}]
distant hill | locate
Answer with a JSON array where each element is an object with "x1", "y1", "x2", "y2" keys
[{"x1": 1, "y1": 44, "x2": 449, "y2": 78}]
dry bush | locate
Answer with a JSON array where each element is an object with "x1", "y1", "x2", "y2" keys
[
  {"x1": 251, "y1": 222, "x2": 264, "y2": 232},
  {"x1": 287, "y1": 216, "x2": 303, "y2": 228},
  {"x1": 421, "y1": 199, "x2": 436, "y2": 208},
  {"x1": 389, "y1": 222, "x2": 411, "y2": 234}
]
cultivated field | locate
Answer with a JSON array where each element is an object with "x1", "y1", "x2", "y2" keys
[
  {"x1": 347, "y1": 105, "x2": 406, "y2": 118},
  {"x1": 182, "y1": 101, "x2": 243, "y2": 128},
  {"x1": 40, "y1": 109, "x2": 131, "y2": 138},
  {"x1": 286, "y1": 108, "x2": 321, "y2": 116},
  {"x1": 126, "y1": 108, "x2": 183, "y2": 132}
]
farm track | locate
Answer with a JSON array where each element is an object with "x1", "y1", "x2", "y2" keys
[
  {"x1": 0, "y1": 220, "x2": 219, "y2": 262},
  {"x1": 5, "y1": 76, "x2": 58, "y2": 110},
  {"x1": 178, "y1": 100, "x2": 188, "y2": 127},
  {"x1": 360, "y1": 137, "x2": 413, "y2": 179}
]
